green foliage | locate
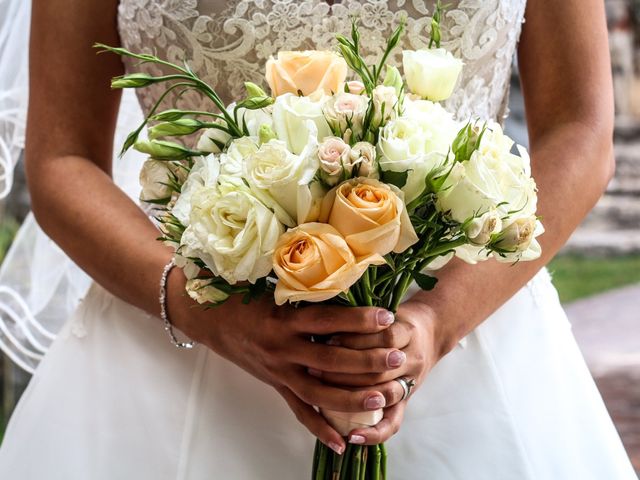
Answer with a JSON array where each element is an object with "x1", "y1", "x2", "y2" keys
[
  {"x1": 0, "y1": 215, "x2": 19, "y2": 263},
  {"x1": 548, "y1": 254, "x2": 640, "y2": 303}
]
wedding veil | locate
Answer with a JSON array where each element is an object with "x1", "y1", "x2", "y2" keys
[{"x1": 0, "y1": 0, "x2": 146, "y2": 373}]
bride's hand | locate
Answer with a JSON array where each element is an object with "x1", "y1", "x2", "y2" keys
[
  {"x1": 306, "y1": 300, "x2": 451, "y2": 445},
  {"x1": 168, "y1": 272, "x2": 402, "y2": 453}
]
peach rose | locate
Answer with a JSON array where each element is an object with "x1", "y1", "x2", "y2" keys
[
  {"x1": 265, "y1": 51, "x2": 348, "y2": 97},
  {"x1": 319, "y1": 178, "x2": 418, "y2": 257},
  {"x1": 273, "y1": 223, "x2": 385, "y2": 305}
]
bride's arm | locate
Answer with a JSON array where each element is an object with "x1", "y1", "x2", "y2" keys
[
  {"x1": 27, "y1": 0, "x2": 402, "y2": 454},
  {"x1": 319, "y1": 0, "x2": 614, "y2": 445}
]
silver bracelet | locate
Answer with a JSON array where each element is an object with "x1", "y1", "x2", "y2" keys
[{"x1": 160, "y1": 258, "x2": 196, "y2": 349}]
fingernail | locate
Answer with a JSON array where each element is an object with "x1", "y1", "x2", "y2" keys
[
  {"x1": 377, "y1": 310, "x2": 395, "y2": 326},
  {"x1": 387, "y1": 350, "x2": 406, "y2": 368},
  {"x1": 328, "y1": 441, "x2": 345, "y2": 455},
  {"x1": 349, "y1": 434, "x2": 366, "y2": 444},
  {"x1": 365, "y1": 395, "x2": 386, "y2": 410},
  {"x1": 308, "y1": 368, "x2": 322, "y2": 377},
  {"x1": 326, "y1": 336, "x2": 340, "y2": 346}
]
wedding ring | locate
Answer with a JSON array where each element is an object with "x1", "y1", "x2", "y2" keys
[{"x1": 395, "y1": 376, "x2": 416, "y2": 401}]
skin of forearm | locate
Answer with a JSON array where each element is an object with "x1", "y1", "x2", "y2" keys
[
  {"x1": 412, "y1": 120, "x2": 614, "y2": 357},
  {"x1": 26, "y1": 154, "x2": 174, "y2": 317}
]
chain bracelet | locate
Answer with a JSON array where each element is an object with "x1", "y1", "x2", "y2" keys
[{"x1": 160, "y1": 258, "x2": 196, "y2": 349}]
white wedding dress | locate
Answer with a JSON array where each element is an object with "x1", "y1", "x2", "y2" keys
[{"x1": 0, "y1": 1, "x2": 637, "y2": 479}]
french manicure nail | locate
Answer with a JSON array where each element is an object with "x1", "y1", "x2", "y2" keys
[
  {"x1": 307, "y1": 368, "x2": 322, "y2": 377},
  {"x1": 349, "y1": 434, "x2": 366, "y2": 444},
  {"x1": 365, "y1": 395, "x2": 386, "y2": 410},
  {"x1": 377, "y1": 310, "x2": 395, "y2": 326},
  {"x1": 328, "y1": 441, "x2": 345, "y2": 455},
  {"x1": 387, "y1": 350, "x2": 406, "y2": 368}
]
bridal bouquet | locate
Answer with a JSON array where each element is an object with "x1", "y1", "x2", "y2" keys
[{"x1": 99, "y1": 8, "x2": 542, "y2": 479}]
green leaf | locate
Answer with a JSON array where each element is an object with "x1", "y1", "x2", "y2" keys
[
  {"x1": 411, "y1": 271, "x2": 438, "y2": 291},
  {"x1": 380, "y1": 169, "x2": 409, "y2": 189}
]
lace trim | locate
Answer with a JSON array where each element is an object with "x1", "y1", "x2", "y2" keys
[{"x1": 117, "y1": 0, "x2": 527, "y2": 122}]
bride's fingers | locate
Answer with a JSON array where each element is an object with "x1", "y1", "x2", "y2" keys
[
  {"x1": 307, "y1": 373, "x2": 408, "y2": 409},
  {"x1": 346, "y1": 401, "x2": 407, "y2": 446},
  {"x1": 327, "y1": 321, "x2": 413, "y2": 350},
  {"x1": 276, "y1": 386, "x2": 345, "y2": 455},
  {"x1": 291, "y1": 341, "x2": 406, "y2": 375},
  {"x1": 288, "y1": 371, "x2": 387, "y2": 412},
  {"x1": 307, "y1": 368, "x2": 403, "y2": 387},
  {"x1": 290, "y1": 305, "x2": 394, "y2": 335}
]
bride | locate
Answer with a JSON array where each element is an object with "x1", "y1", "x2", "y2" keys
[{"x1": 0, "y1": 0, "x2": 636, "y2": 478}]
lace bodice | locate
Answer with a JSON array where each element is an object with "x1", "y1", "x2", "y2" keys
[{"x1": 117, "y1": 0, "x2": 527, "y2": 122}]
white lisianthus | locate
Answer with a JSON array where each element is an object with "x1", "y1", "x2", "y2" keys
[
  {"x1": 349, "y1": 142, "x2": 378, "y2": 178},
  {"x1": 435, "y1": 122, "x2": 543, "y2": 263},
  {"x1": 437, "y1": 123, "x2": 538, "y2": 224},
  {"x1": 272, "y1": 92, "x2": 332, "y2": 154},
  {"x1": 323, "y1": 92, "x2": 369, "y2": 135},
  {"x1": 371, "y1": 85, "x2": 399, "y2": 128},
  {"x1": 318, "y1": 136, "x2": 352, "y2": 186},
  {"x1": 172, "y1": 155, "x2": 220, "y2": 226},
  {"x1": 378, "y1": 117, "x2": 451, "y2": 202},
  {"x1": 244, "y1": 124, "x2": 320, "y2": 225},
  {"x1": 345, "y1": 80, "x2": 365, "y2": 95},
  {"x1": 139, "y1": 158, "x2": 182, "y2": 202},
  {"x1": 180, "y1": 182, "x2": 284, "y2": 284},
  {"x1": 233, "y1": 104, "x2": 274, "y2": 137},
  {"x1": 185, "y1": 279, "x2": 230, "y2": 304},
  {"x1": 196, "y1": 126, "x2": 232, "y2": 153},
  {"x1": 220, "y1": 136, "x2": 259, "y2": 176},
  {"x1": 402, "y1": 48, "x2": 463, "y2": 101}
]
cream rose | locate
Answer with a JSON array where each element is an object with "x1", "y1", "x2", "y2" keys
[
  {"x1": 349, "y1": 142, "x2": 378, "y2": 178},
  {"x1": 273, "y1": 223, "x2": 385, "y2": 305},
  {"x1": 402, "y1": 48, "x2": 463, "y2": 101},
  {"x1": 318, "y1": 136, "x2": 351, "y2": 186},
  {"x1": 324, "y1": 92, "x2": 369, "y2": 135},
  {"x1": 265, "y1": 51, "x2": 348, "y2": 97},
  {"x1": 465, "y1": 210, "x2": 502, "y2": 246},
  {"x1": 244, "y1": 131, "x2": 319, "y2": 226},
  {"x1": 180, "y1": 182, "x2": 284, "y2": 284},
  {"x1": 220, "y1": 136, "x2": 259, "y2": 177},
  {"x1": 272, "y1": 92, "x2": 332, "y2": 155},
  {"x1": 492, "y1": 216, "x2": 544, "y2": 263},
  {"x1": 319, "y1": 178, "x2": 418, "y2": 257}
]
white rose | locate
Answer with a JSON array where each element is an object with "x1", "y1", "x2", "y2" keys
[
  {"x1": 349, "y1": 142, "x2": 378, "y2": 178},
  {"x1": 172, "y1": 155, "x2": 220, "y2": 226},
  {"x1": 180, "y1": 182, "x2": 284, "y2": 284},
  {"x1": 465, "y1": 210, "x2": 502, "y2": 246},
  {"x1": 196, "y1": 126, "x2": 232, "y2": 153},
  {"x1": 272, "y1": 92, "x2": 332, "y2": 154},
  {"x1": 371, "y1": 85, "x2": 398, "y2": 128},
  {"x1": 492, "y1": 216, "x2": 544, "y2": 263},
  {"x1": 185, "y1": 278, "x2": 230, "y2": 305},
  {"x1": 324, "y1": 92, "x2": 369, "y2": 135},
  {"x1": 244, "y1": 126, "x2": 320, "y2": 225},
  {"x1": 139, "y1": 158, "x2": 178, "y2": 202},
  {"x1": 378, "y1": 117, "x2": 451, "y2": 203},
  {"x1": 403, "y1": 99, "x2": 461, "y2": 154},
  {"x1": 318, "y1": 136, "x2": 351, "y2": 186},
  {"x1": 402, "y1": 48, "x2": 463, "y2": 101}
]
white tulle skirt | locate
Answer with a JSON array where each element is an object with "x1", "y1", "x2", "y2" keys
[{"x1": 0, "y1": 269, "x2": 635, "y2": 479}]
